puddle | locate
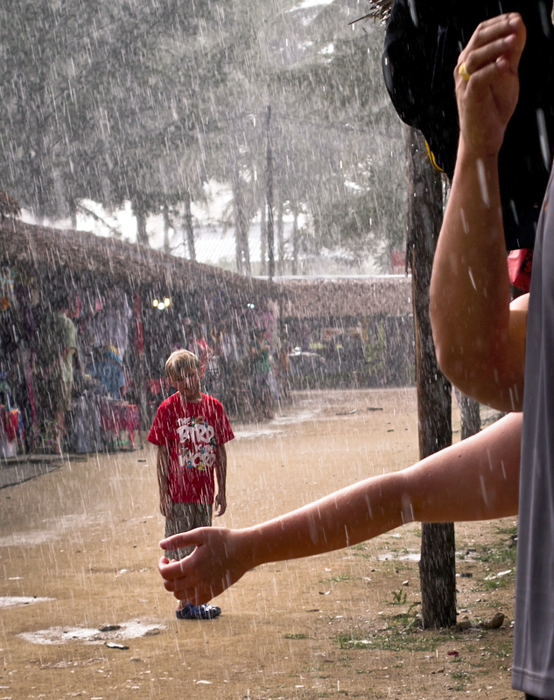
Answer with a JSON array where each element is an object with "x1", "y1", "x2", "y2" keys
[
  {"x1": 233, "y1": 407, "x2": 323, "y2": 441},
  {"x1": 18, "y1": 620, "x2": 165, "y2": 645},
  {"x1": 233, "y1": 428, "x2": 285, "y2": 441},
  {"x1": 0, "y1": 512, "x2": 103, "y2": 548},
  {"x1": 270, "y1": 408, "x2": 322, "y2": 426},
  {"x1": 0, "y1": 596, "x2": 54, "y2": 609}
]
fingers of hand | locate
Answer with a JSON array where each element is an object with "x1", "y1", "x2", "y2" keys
[
  {"x1": 457, "y1": 13, "x2": 525, "y2": 85},
  {"x1": 465, "y1": 13, "x2": 524, "y2": 53},
  {"x1": 460, "y1": 34, "x2": 520, "y2": 81}
]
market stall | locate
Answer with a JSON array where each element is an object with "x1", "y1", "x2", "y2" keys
[{"x1": 0, "y1": 218, "x2": 276, "y2": 454}]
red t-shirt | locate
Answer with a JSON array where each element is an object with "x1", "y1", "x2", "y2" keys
[{"x1": 147, "y1": 392, "x2": 234, "y2": 504}]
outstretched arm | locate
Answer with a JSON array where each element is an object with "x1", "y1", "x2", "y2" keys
[
  {"x1": 159, "y1": 411, "x2": 521, "y2": 605},
  {"x1": 430, "y1": 13, "x2": 527, "y2": 412}
]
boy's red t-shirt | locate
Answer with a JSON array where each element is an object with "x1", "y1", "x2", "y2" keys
[{"x1": 147, "y1": 392, "x2": 234, "y2": 504}]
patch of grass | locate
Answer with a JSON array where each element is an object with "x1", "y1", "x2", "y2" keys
[
  {"x1": 319, "y1": 574, "x2": 353, "y2": 584},
  {"x1": 487, "y1": 642, "x2": 512, "y2": 659},
  {"x1": 351, "y1": 550, "x2": 373, "y2": 560},
  {"x1": 336, "y1": 628, "x2": 443, "y2": 653},
  {"x1": 477, "y1": 547, "x2": 517, "y2": 567},
  {"x1": 472, "y1": 532, "x2": 517, "y2": 567},
  {"x1": 482, "y1": 577, "x2": 509, "y2": 591},
  {"x1": 284, "y1": 633, "x2": 311, "y2": 640}
]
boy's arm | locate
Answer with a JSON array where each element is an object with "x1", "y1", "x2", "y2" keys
[
  {"x1": 214, "y1": 445, "x2": 227, "y2": 517},
  {"x1": 157, "y1": 445, "x2": 172, "y2": 518},
  {"x1": 158, "y1": 411, "x2": 521, "y2": 604},
  {"x1": 430, "y1": 14, "x2": 527, "y2": 412}
]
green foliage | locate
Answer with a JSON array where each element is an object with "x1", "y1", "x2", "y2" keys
[{"x1": 390, "y1": 589, "x2": 408, "y2": 605}]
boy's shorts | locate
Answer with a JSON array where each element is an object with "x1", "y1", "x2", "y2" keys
[{"x1": 164, "y1": 502, "x2": 213, "y2": 561}]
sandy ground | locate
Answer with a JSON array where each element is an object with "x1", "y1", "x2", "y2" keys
[{"x1": 0, "y1": 388, "x2": 519, "y2": 700}]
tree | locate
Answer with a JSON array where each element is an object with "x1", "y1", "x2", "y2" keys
[
  {"x1": 259, "y1": 7, "x2": 406, "y2": 272},
  {"x1": 406, "y1": 126, "x2": 456, "y2": 629}
]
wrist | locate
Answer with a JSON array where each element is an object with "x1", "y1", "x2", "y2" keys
[
  {"x1": 235, "y1": 527, "x2": 264, "y2": 570},
  {"x1": 456, "y1": 137, "x2": 499, "y2": 172}
]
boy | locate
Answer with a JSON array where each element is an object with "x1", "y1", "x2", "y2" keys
[{"x1": 148, "y1": 349, "x2": 234, "y2": 620}]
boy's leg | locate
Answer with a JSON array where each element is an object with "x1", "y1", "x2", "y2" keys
[
  {"x1": 164, "y1": 503, "x2": 213, "y2": 560},
  {"x1": 165, "y1": 503, "x2": 220, "y2": 620}
]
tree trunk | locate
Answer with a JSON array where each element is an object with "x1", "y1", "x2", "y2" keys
[
  {"x1": 266, "y1": 105, "x2": 275, "y2": 280},
  {"x1": 459, "y1": 394, "x2": 481, "y2": 440},
  {"x1": 406, "y1": 125, "x2": 456, "y2": 629},
  {"x1": 232, "y1": 171, "x2": 251, "y2": 276},
  {"x1": 69, "y1": 199, "x2": 78, "y2": 231},
  {"x1": 183, "y1": 191, "x2": 196, "y2": 261},
  {"x1": 277, "y1": 196, "x2": 285, "y2": 277},
  {"x1": 260, "y1": 205, "x2": 267, "y2": 276},
  {"x1": 162, "y1": 205, "x2": 171, "y2": 254},
  {"x1": 133, "y1": 201, "x2": 149, "y2": 246},
  {"x1": 292, "y1": 206, "x2": 299, "y2": 276}
]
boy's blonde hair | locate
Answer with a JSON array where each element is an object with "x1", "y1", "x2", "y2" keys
[{"x1": 165, "y1": 349, "x2": 201, "y2": 378}]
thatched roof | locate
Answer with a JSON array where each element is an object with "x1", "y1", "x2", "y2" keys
[
  {"x1": 277, "y1": 276, "x2": 412, "y2": 319},
  {"x1": 0, "y1": 220, "x2": 412, "y2": 319},
  {"x1": 368, "y1": 0, "x2": 393, "y2": 21},
  {"x1": 0, "y1": 218, "x2": 271, "y2": 298},
  {"x1": 352, "y1": 0, "x2": 393, "y2": 24}
]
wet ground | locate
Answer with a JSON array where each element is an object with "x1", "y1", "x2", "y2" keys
[{"x1": 0, "y1": 388, "x2": 518, "y2": 699}]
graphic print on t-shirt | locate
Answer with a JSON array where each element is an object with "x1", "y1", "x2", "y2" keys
[{"x1": 176, "y1": 416, "x2": 218, "y2": 472}]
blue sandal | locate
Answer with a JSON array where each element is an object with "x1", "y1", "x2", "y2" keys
[{"x1": 176, "y1": 603, "x2": 221, "y2": 620}]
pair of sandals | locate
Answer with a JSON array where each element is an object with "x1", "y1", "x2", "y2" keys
[{"x1": 176, "y1": 603, "x2": 221, "y2": 620}]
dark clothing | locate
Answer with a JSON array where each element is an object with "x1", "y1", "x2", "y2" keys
[
  {"x1": 513, "y1": 168, "x2": 554, "y2": 696},
  {"x1": 383, "y1": 0, "x2": 554, "y2": 250}
]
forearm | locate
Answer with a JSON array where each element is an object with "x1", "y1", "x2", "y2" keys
[
  {"x1": 157, "y1": 448, "x2": 170, "y2": 497},
  {"x1": 431, "y1": 143, "x2": 525, "y2": 410},
  {"x1": 215, "y1": 446, "x2": 227, "y2": 496},
  {"x1": 235, "y1": 412, "x2": 521, "y2": 570}
]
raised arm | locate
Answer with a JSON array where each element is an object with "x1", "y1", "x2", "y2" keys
[
  {"x1": 159, "y1": 411, "x2": 521, "y2": 605},
  {"x1": 430, "y1": 14, "x2": 527, "y2": 412}
]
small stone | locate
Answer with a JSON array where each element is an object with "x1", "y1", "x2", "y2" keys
[
  {"x1": 457, "y1": 619, "x2": 473, "y2": 631},
  {"x1": 480, "y1": 612, "x2": 505, "y2": 630}
]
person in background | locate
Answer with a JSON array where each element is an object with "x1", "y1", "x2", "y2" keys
[
  {"x1": 148, "y1": 349, "x2": 234, "y2": 620},
  {"x1": 89, "y1": 346, "x2": 126, "y2": 399},
  {"x1": 249, "y1": 327, "x2": 273, "y2": 419},
  {"x1": 35, "y1": 292, "x2": 78, "y2": 453}
]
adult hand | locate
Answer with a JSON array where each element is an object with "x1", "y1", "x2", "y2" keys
[
  {"x1": 158, "y1": 527, "x2": 249, "y2": 605},
  {"x1": 456, "y1": 13, "x2": 526, "y2": 158}
]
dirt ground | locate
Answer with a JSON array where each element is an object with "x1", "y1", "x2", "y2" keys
[{"x1": 0, "y1": 388, "x2": 519, "y2": 700}]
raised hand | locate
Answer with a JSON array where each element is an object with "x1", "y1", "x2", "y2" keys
[{"x1": 456, "y1": 13, "x2": 526, "y2": 157}]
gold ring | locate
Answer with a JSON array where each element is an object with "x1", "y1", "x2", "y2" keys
[{"x1": 458, "y1": 62, "x2": 471, "y2": 82}]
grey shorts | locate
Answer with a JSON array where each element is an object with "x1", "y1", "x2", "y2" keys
[{"x1": 164, "y1": 502, "x2": 212, "y2": 561}]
